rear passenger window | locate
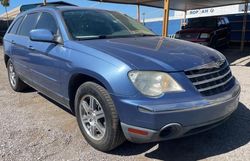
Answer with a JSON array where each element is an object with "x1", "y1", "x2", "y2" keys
[
  {"x1": 9, "y1": 17, "x2": 23, "y2": 34},
  {"x1": 36, "y1": 12, "x2": 58, "y2": 34},
  {"x1": 19, "y1": 13, "x2": 39, "y2": 36}
]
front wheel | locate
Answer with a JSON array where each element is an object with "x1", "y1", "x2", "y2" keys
[{"x1": 75, "y1": 82, "x2": 125, "y2": 151}]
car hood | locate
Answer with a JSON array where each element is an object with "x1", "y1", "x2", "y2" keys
[{"x1": 75, "y1": 36, "x2": 225, "y2": 71}]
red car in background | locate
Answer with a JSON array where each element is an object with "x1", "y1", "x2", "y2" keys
[{"x1": 175, "y1": 16, "x2": 231, "y2": 48}]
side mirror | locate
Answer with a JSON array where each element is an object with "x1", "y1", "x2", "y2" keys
[{"x1": 30, "y1": 29, "x2": 55, "y2": 43}]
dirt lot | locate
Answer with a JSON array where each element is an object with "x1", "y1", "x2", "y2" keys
[{"x1": 0, "y1": 46, "x2": 250, "y2": 161}]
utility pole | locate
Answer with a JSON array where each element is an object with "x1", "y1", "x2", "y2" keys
[
  {"x1": 4, "y1": 6, "x2": 9, "y2": 26},
  {"x1": 137, "y1": 4, "x2": 140, "y2": 22},
  {"x1": 240, "y1": 1, "x2": 249, "y2": 52}
]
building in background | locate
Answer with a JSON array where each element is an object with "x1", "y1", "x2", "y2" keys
[
  {"x1": 0, "y1": 6, "x2": 19, "y2": 20},
  {"x1": 145, "y1": 4, "x2": 250, "y2": 43},
  {"x1": 1, "y1": 2, "x2": 249, "y2": 44}
]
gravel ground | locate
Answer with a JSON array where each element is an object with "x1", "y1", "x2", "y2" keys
[{"x1": 0, "y1": 46, "x2": 249, "y2": 161}]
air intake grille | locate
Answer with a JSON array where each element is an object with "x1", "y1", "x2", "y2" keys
[
  {"x1": 180, "y1": 33, "x2": 199, "y2": 39},
  {"x1": 185, "y1": 61, "x2": 235, "y2": 96}
]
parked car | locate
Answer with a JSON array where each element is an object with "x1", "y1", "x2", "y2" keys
[
  {"x1": 0, "y1": 35, "x2": 3, "y2": 44},
  {"x1": 3, "y1": 6, "x2": 240, "y2": 152},
  {"x1": 175, "y1": 16, "x2": 231, "y2": 48}
]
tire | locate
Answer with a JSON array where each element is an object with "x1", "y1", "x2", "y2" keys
[
  {"x1": 7, "y1": 59, "x2": 28, "y2": 92},
  {"x1": 75, "y1": 82, "x2": 125, "y2": 152}
]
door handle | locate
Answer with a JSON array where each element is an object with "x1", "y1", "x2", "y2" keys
[
  {"x1": 11, "y1": 40, "x2": 16, "y2": 45},
  {"x1": 28, "y1": 46, "x2": 35, "y2": 50}
]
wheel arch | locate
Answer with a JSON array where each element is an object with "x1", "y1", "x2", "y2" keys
[
  {"x1": 67, "y1": 71, "x2": 113, "y2": 114},
  {"x1": 4, "y1": 54, "x2": 10, "y2": 67}
]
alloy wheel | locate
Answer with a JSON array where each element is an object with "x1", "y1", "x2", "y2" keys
[
  {"x1": 9, "y1": 63, "x2": 17, "y2": 88},
  {"x1": 79, "y1": 95, "x2": 106, "y2": 141}
]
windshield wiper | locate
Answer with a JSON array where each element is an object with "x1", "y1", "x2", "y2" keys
[
  {"x1": 75, "y1": 35, "x2": 109, "y2": 40},
  {"x1": 131, "y1": 33, "x2": 157, "y2": 37},
  {"x1": 75, "y1": 33, "x2": 157, "y2": 41}
]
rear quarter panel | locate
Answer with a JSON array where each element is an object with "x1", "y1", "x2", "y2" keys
[{"x1": 3, "y1": 34, "x2": 13, "y2": 58}]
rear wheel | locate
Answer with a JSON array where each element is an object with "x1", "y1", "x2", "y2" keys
[
  {"x1": 7, "y1": 60, "x2": 28, "y2": 92},
  {"x1": 75, "y1": 82, "x2": 125, "y2": 151}
]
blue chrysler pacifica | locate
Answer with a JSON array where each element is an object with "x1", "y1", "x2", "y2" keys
[{"x1": 3, "y1": 6, "x2": 240, "y2": 151}]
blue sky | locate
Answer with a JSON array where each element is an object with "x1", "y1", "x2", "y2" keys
[{"x1": 0, "y1": 0, "x2": 174, "y2": 19}]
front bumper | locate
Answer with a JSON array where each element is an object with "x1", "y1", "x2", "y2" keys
[{"x1": 116, "y1": 82, "x2": 240, "y2": 143}]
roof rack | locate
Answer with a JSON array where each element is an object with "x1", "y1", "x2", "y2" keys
[{"x1": 20, "y1": 1, "x2": 77, "y2": 12}]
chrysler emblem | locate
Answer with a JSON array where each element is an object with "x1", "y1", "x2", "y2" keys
[
  {"x1": 187, "y1": 59, "x2": 225, "y2": 70},
  {"x1": 203, "y1": 60, "x2": 225, "y2": 69},
  {"x1": 212, "y1": 60, "x2": 225, "y2": 68}
]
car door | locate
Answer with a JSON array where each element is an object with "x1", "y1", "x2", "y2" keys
[
  {"x1": 28, "y1": 12, "x2": 64, "y2": 98},
  {"x1": 216, "y1": 18, "x2": 227, "y2": 46},
  {"x1": 11, "y1": 13, "x2": 40, "y2": 79}
]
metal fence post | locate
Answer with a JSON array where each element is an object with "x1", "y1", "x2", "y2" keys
[
  {"x1": 240, "y1": 1, "x2": 249, "y2": 51},
  {"x1": 162, "y1": 0, "x2": 170, "y2": 37}
]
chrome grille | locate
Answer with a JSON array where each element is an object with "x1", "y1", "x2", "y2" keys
[{"x1": 185, "y1": 61, "x2": 235, "y2": 96}]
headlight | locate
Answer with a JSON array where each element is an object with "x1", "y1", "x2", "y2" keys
[
  {"x1": 200, "y1": 33, "x2": 210, "y2": 39},
  {"x1": 175, "y1": 33, "x2": 180, "y2": 39},
  {"x1": 128, "y1": 71, "x2": 184, "y2": 97}
]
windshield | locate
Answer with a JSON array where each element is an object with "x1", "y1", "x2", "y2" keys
[
  {"x1": 186, "y1": 18, "x2": 217, "y2": 29},
  {"x1": 62, "y1": 10, "x2": 156, "y2": 40}
]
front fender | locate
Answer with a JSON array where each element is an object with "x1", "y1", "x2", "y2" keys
[{"x1": 62, "y1": 46, "x2": 138, "y2": 98}]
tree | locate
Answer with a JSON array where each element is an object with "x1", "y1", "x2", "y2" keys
[{"x1": 0, "y1": 0, "x2": 10, "y2": 26}]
